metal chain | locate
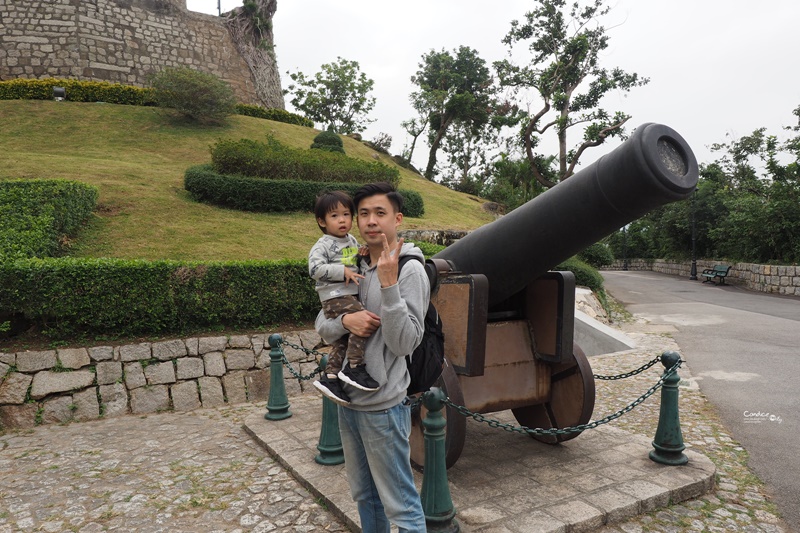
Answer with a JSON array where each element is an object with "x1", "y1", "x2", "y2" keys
[
  {"x1": 593, "y1": 355, "x2": 663, "y2": 380},
  {"x1": 441, "y1": 359, "x2": 683, "y2": 436},
  {"x1": 277, "y1": 339, "x2": 324, "y2": 381}
]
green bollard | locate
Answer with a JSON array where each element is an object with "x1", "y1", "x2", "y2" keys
[
  {"x1": 650, "y1": 350, "x2": 689, "y2": 465},
  {"x1": 420, "y1": 387, "x2": 460, "y2": 533},
  {"x1": 315, "y1": 355, "x2": 344, "y2": 465},
  {"x1": 265, "y1": 334, "x2": 291, "y2": 421}
]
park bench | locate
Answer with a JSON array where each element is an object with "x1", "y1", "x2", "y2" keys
[{"x1": 701, "y1": 264, "x2": 731, "y2": 285}]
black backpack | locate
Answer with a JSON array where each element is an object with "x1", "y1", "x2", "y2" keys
[{"x1": 397, "y1": 256, "x2": 445, "y2": 395}]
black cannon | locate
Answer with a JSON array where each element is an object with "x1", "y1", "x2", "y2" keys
[{"x1": 409, "y1": 123, "x2": 699, "y2": 469}]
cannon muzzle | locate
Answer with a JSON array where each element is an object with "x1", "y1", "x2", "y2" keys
[{"x1": 434, "y1": 123, "x2": 698, "y2": 306}]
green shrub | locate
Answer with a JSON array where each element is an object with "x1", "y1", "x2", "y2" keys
[
  {"x1": 149, "y1": 67, "x2": 236, "y2": 123},
  {"x1": 310, "y1": 130, "x2": 345, "y2": 154},
  {"x1": 234, "y1": 104, "x2": 314, "y2": 127},
  {"x1": 391, "y1": 155, "x2": 422, "y2": 175},
  {"x1": 402, "y1": 190, "x2": 425, "y2": 218},
  {"x1": 410, "y1": 241, "x2": 445, "y2": 258},
  {"x1": 555, "y1": 257, "x2": 604, "y2": 292},
  {"x1": 578, "y1": 242, "x2": 615, "y2": 268},
  {"x1": 0, "y1": 78, "x2": 156, "y2": 106},
  {"x1": 0, "y1": 258, "x2": 318, "y2": 337},
  {"x1": 210, "y1": 138, "x2": 400, "y2": 187},
  {"x1": 363, "y1": 133, "x2": 392, "y2": 155},
  {"x1": 0, "y1": 180, "x2": 98, "y2": 261},
  {"x1": 184, "y1": 165, "x2": 424, "y2": 217}
]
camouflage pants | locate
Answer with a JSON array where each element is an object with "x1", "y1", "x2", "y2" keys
[{"x1": 321, "y1": 295, "x2": 367, "y2": 374}]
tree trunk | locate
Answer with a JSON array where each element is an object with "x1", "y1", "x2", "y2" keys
[
  {"x1": 225, "y1": 0, "x2": 284, "y2": 109},
  {"x1": 407, "y1": 131, "x2": 422, "y2": 162},
  {"x1": 424, "y1": 117, "x2": 452, "y2": 180}
]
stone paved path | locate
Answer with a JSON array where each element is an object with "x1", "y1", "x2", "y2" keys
[
  {"x1": 0, "y1": 405, "x2": 349, "y2": 532},
  {"x1": 0, "y1": 317, "x2": 794, "y2": 532}
]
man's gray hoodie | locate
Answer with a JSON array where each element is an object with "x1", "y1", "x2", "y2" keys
[{"x1": 315, "y1": 242, "x2": 429, "y2": 411}]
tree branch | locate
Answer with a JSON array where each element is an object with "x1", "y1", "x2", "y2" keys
[
  {"x1": 524, "y1": 103, "x2": 557, "y2": 188},
  {"x1": 565, "y1": 116, "x2": 629, "y2": 177}
]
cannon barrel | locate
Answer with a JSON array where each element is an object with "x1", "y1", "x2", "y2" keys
[{"x1": 434, "y1": 123, "x2": 698, "y2": 307}]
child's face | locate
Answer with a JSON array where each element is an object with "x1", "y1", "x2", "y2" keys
[{"x1": 317, "y1": 202, "x2": 353, "y2": 238}]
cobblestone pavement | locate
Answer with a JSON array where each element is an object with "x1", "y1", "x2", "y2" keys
[
  {"x1": 0, "y1": 405, "x2": 349, "y2": 532},
  {"x1": 592, "y1": 320, "x2": 790, "y2": 533},
  {"x1": 0, "y1": 318, "x2": 793, "y2": 532}
]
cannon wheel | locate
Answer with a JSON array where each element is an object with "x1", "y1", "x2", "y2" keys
[
  {"x1": 409, "y1": 357, "x2": 466, "y2": 472},
  {"x1": 512, "y1": 344, "x2": 595, "y2": 444}
]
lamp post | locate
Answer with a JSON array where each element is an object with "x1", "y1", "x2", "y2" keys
[
  {"x1": 622, "y1": 225, "x2": 629, "y2": 271},
  {"x1": 217, "y1": 0, "x2": 221, "y2": 16},
  {"x1": 689, "y1": 188, "x2": 698, "y2": 280}
]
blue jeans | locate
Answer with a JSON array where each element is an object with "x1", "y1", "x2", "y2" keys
[{"x1": 338, "y1": 401, "x2": 426, "y2": 533}]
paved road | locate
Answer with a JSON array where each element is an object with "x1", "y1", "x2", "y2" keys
[{"x1": 602, "y1": 270, "x2": 800, "y2": 530}]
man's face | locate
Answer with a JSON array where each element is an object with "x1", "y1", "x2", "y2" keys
[{"x1": 356, "y1": 194, "x2": 402, "y2": 248}]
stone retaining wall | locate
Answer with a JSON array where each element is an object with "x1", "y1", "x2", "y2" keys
[
  {"x1": 606, "y1": 259, "x2": 800, "y2": 296},
  {"x1": 0, "y1": 0, "x2": 277, "y2": 107},
  {"x1": 0, "y1": 330, "x2": 321, "y2": 430},
  {"x1": 398, "y1": 229, "x2": 469, "y2": 247}
]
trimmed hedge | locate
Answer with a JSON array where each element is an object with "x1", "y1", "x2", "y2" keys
[
  {"x1": 235, "y1": 103, "x2": 314, "y2": 127},
  {"x1": 0, "y1": 254, "x2": 601, "y2": 338},
  {"x1": 210, "y1": 138, "x2": 400, "y2": 187},
  {"x1": 311, "y1": 130, "x2": 345, "y2": 153},
  {"x1": 555, "y1": 257, "x2": 604, "y2": 292},
  {"x1": 0, "y1": 180, "x2": 98, "y2": 261},
  {"x1": 0, "y1": 78, "x2": 314, "y2": 128},
  {"x1": 0, "y1": 258, "x2": 319, "y2": 337},
  {"x1": 184, "y1": 165, "x2": 424, "y2": 217},
  {"x1": 0, "y1": 78, "x2": 156, "y2": 106}
]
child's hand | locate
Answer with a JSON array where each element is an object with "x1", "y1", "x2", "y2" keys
[
  {"x1": 358, "y1": 245, "x2": 369, "y2": 257},
  {"x1": 344, "y1": 268, "x2": 364, "y2": 286}
]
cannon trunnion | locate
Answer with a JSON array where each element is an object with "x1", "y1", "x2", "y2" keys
[{"x1": 409, "y1": 123, "x2": 699, "y2": 470}]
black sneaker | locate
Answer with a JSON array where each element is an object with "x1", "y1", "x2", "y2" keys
[
  {"x1": 338, "y1": 364, "x2": 380, "y2": 392},
  {"x1": 313, "y1": 376, "x2": 351, "y2": 406}
]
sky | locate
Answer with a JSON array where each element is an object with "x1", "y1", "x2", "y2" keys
[{"x1": 186, "y1": 0, "x2": 800, "y2": 173}]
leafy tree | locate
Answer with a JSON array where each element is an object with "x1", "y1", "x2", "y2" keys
[
  {"x1": 495, "y1": 0, "x2": 649, "y2": 188},
  {"x1": 149, "y1": 67, "x2": 236, "y2": 124},
  {"x1": 607, "y1": 105, "x2": 800, "y2": 264},
  {"x1": 285, "y1": 57, "x2": 376, "y2": 134},
  {"x1": 482, "y1": 151, "x2": 549, "y2": 211},
  {"x1": 409, "y1": 46, "x2": 496, "y2": 180},
  {"x1": 706, "y1": 116, "x2": 800, "y2": 263},
  {"x1": 437, "y1": 120, "x2": 493, "y2": 195}
]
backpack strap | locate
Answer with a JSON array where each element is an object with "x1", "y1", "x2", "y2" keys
[{"x1": 398, "y1": 255, "x2": 438, "y2": 291}]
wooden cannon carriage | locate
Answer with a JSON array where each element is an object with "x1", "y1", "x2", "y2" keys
[{"x1": 409, "y1": 123, "x2": 699, "y2": 469}]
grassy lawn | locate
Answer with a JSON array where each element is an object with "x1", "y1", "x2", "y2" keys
[{"x1": 0, "y1": 100, "x2": 494, "y2": 261}]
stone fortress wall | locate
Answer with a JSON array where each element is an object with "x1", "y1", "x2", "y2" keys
[{"x1": 0, "y1": 0, "x2": 267, "y2": 106}]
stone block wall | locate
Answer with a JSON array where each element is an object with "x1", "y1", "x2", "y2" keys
[
  {"x1": 0, "y1": 330, "x2": 323, "y2": 430},
  {"x1": 0, "y1": 0, "x2": 272, "y2": 106},
  {"x1": 605, "y1": 260, "x2": 800, "y2": 296}
]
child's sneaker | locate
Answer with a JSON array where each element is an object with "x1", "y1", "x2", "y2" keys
[
  {"x1": 313, "y1": 375, "x2": 351, "y2": 406},
  {"x1": 338, "y1": 364, "x2": 380, "y2": 392}
]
